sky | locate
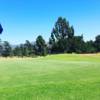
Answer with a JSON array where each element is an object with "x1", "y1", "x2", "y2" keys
[{"x1": 0, "y1": 0, "x2": 100, "y2": 44}]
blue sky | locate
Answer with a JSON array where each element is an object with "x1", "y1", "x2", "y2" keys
[{"x1": 0, "y1": 0, "x2": 100, "y2": 44}]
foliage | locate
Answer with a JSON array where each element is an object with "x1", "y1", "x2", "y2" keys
[
  {"x1": 94, "y1": 35, "x2": 100, "y2": 52},
  {"x1": 35, "y1": 35, "x2": 47, "y2": 56},
  {"x1": 2, "y1": 41, "x2": 12, "y2": 57},
  {"x1": 0, "y1": 18, "x2": 100, "y2": 57},
  {"x1": 49, "y1": 17, "x2": 75, "y2": 53}
]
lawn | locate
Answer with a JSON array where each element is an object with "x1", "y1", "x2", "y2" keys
[{"x1": 0, "y1": 54, "x2": 100, "y2": 100}]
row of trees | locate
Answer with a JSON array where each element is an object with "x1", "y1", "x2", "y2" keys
[
  {"x1": 0, "y1": 17, "x2": 100, "y2": 57},
  {"x1": 0, "y1": 36, "x2": 47, "y2": 57},
  {"x1": 49, "y1": 17, "x2": 100, "y2": 54}
]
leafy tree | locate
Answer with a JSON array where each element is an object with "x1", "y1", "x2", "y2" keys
[
  {"x1": 0, "y1": 39, "x2": 3, "y2": 56},
  {"x1": 24, "y1": 40, "x2": 34, "y2": 56},
  {"x1": 19, "y1": 44, "x2": 26, "y2": 57},
  {"x1": 2, "y1": 41, "x2": 12, "y2": 57},
  {"x1": 13, "y1": 40, "x2": 35, "y2": 57},
  {"x1": 14, "y1": 44, "x2": 26, "y2": 57},
  {"x1": 13, "y1": 46, "x2": 22, "y2": 57},
  {"x1": 84, "y1": 40, "x2": 96, "y2": 53},
  {"x1": 49, "y1": 17, "x2": 75, "y2": 53},
  {"x1": 71, "y1": 35, "x2": 85, "y2": 53},
  {"x1": 35, "y1": 35, "x2": 47, "y2": 56},
  {"x1": 50, "y1": 17, "x2": 74, "y2": 41},
  {"x1": 94, "y1": 35, "x2": 100, "y2": 52}
]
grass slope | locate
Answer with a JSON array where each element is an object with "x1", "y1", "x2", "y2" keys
[{"x1": 0, "y1": 54, "x2": 100, "y2": 100}]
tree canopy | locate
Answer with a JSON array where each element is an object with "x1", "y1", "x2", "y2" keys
[
  {"x1": 0, "y1": 17, "x2": 100, "y2": 57},
  {"x1": 35, "y1": 35, "x2": 47, "y2": 56},
  {"x1": 95, "y1": 35, "x2": 100, "y2": 52}
]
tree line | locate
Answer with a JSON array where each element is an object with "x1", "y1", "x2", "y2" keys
[{"x1": 0, "y1": 17, "x2": 100, "y2": 57}]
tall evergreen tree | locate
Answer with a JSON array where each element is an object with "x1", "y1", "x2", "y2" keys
[
  {"x1": 13, "y1": 46, "x2": 21, "y2": 57},
  {"x1": 94, "y1": 35, "x2": 100, "y2": 52},
  {"x1": 35, "y1": 35, "x2": 47, "y2": 56},
  {"x1": 84, "y1": 40, "x2": 96, "y2": 53},
  {"x1": 49, "y1": 17, "x2": 75, "y2": 53},
  {"x1": 0, "y1": 39, "x2": 3, "y2": 56},
  {"x1": 24, "y1": 40, "x2": 34, "y2": 56},
  {"x1": 2, "y1": 41, "x2": 12, "y2": 57},
  {"x1": 50, "y1": 17, "x2": 74, "y2": 41},
  {"x1": 72, "y1": 35, "x2": 85, "y2": 53}
]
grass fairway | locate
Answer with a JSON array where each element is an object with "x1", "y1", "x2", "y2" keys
[{"x1": 0, "y1": 54, "x2": 100, "y2": 100}]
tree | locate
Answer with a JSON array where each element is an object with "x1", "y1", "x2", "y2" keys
[
  {"x1": 24, "y1": 40, "x2": 35, "y2": 56},
  {"x1": 0, "y1": 39, "x2": 3, "y2": 56},
  {"x1": 35, "y1": 35, "x2": 47, "y2": 56},
  {"x1": 19, "y1": 44, "x2": 26, "y2": 57},
  {"x1": 13, "y1": 41, "x2": 35, "y2": 57},
  {"x1": 2, "y1": 41, "x2": 12, "y2": 57},
  {"x1": 13, "y1": 46, "x2": 20, "y2": 56},
  {"x1": 71, "y1": 35, "x2": 85, "y2": 53},
  {"x1": 50, "y1": 17, "x2": 74, "y2": 41},
  {"x1": 84, "y1": 40, "x2": 96, "y2": 53},
  {"x1": 94, "y1": 35, "x2": 100, "y2": 52},
  {"x1": 0, "y1": 24, "x2": 3, "y2": 34},
  {"x1": 49, "y1": 17, "x2": 75, "y2": 53}
]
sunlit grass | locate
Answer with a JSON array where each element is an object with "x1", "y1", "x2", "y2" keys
[{"x1": 0, "y1": 54, "x2": 100, "y2": 100}]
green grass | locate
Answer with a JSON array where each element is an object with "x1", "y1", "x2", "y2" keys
[{"x1": 0, "y1": 54, "x2": 100, "y2": 100}]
